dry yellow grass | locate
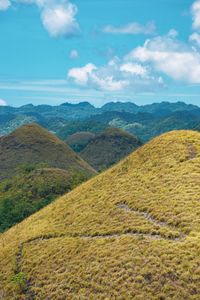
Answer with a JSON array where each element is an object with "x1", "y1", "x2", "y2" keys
[{"x1": 1, "y1": 130, "x2": 200, "y2": 299}]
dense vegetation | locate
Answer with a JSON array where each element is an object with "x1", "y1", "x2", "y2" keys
[
  {"x1": 0, "y1": 166, "x2": 87, "y2": 232},
  {"x1": 80, "y1": 127, "x2": 142, "y2": 171},
  {"x1": 1, "y1": 130, "x2": 200, "y2": 298}
]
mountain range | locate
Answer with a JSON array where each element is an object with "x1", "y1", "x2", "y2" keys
[{"x1": 1, "y1": 101, "x2": 200, "y2": 143}]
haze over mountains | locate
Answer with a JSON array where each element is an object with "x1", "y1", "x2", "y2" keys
[
  {"x1": 1, "y1": 130, "x2": 200, "y2": 298},
  {"x1": 1, "y1": 101, "x2": 200, "y2": 143}
]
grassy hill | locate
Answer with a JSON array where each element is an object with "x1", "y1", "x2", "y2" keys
[
  {"x1": 1, "y1": 130, "x2": 200, "y2": 298},
  {"x1": 80, "y1": 127, "x2": 142, "y2": 171},
  {"x1": 66, "y1": 132, "x2": 95, "y2": 152},
  {"x1": 0, "y1": 123, "x2": 96, "y2": 180},
  {"x1": 0, "y1": 124, "x2": 96, "y2": 233}
]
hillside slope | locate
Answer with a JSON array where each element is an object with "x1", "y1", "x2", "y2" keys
[
  {"x1": 0, "y1": 124, "x2": 96, "y2": 180},
  {"x1": 66, "y1": 131, "x2": 95, "y2": 152},
  {"x1": 81, "y1": 127, "x2": 142, "y2": 171},
  {"x1": 1, "y1": 131, "x2": 200, "y2": 298},
  {"x1": 0, "y1": 167, "x2": 84, "y2": 233}
]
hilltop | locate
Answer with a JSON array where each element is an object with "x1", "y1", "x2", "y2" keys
[
  {"x1": 66, "y1": 132, "x2": 95, "y2": 152},
  {"x1": 80, "y1": 127, "x2": 142, "y2": 171},
  {"x1": 0, "y1": 124, "x2": 96, "y2": 180},
  {"x1": 1, "y1": 130, "x2": 200, "y2": 298},
  {"x1": 0, "y1": 124, "x2": 96, "y2": 232}
]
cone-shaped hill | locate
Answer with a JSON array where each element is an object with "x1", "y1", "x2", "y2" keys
[
  {"x1": 66, "y1": 131, "x2": 95, "y2": 152},
  {"x1": 0, "y1": 124, "x2": 96, "y2": 180},
  {"x1": 80, "y1": 127, "x2": 142, "y2": 171},
  {"x1": 2, "y1": 131, "x2": 200, "y2": 298}
]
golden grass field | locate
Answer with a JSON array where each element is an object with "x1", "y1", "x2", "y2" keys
[{"x1": 1, "y1": 130, "x2": 200, "y2": 299}]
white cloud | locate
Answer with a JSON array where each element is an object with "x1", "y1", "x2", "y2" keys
[
  {"x1": 120, "y1": 63, "x2": 147, "y2": 76},
  {"x1": 0, "y1": 99, "x2": 7, "y2": 106},
  {"x1": 41, "y1": 2, "x2": 80, "y2": 37},
  {"x1": 0, "y1": 0, "x2": 11, "y2": 10},
  {"x1": 68, "y1": 63, "x2": 97, "y2": 85},
  {"x1": 167, "y1": 29, "x2": 178, "y2": 38},
  {"x1": 69, "y1": 49, "x2": 79, "y2": 59},
  {"x1": 102, "y1": 21, "x2": 156, "y2": 35},
  {"x1": 192, "y1": 0, "x2": 200, "y2": 30},
  {"x1": 0, "y1": 0, "x2": 80, "y2": 38},
  {"x1": 189, "y1": 32, "x2": 200, "y2": 46},
  {"x1": 68, "y1": 57, "x2": 163, "y2": 92},
  {"x1": 126, "y1": 33, "x2": 200, "y2": 84}
]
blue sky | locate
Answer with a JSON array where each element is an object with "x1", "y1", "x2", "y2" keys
[{"x1": 1, "y1": 0, "x2": 200, "y2": 107}]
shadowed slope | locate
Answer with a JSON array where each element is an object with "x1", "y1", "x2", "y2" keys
[
  {"x1": 1, "y1": 131, "x2": 200, "y2": 299},
  {"x1": 66, "y1": 131, "x2": 95, "y2": 152},
  {"x1": 81, "y1": 127, "x2": 142, "y2": 171}
]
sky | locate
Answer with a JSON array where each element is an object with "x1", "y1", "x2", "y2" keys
[{"x1": 1, "y1": 0, "x2": 200, "y2": 107}]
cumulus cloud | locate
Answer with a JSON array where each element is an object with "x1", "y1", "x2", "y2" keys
[
  {"x1": 189, "y1": 32, "x2": 200, "y2": 46},
  {"x1": 120, "y1": 63, "x2": 147, "y2": 76},
  {"x1": 126, "y1": 32, "x2": 200, "y2": 84},
  {"x1": 69, "y1": 49, "x2": 79, "y2": 59},
  {"x1": 0, "y1": 99, "x2": 7, "y2": 106},
  {"x1": 0, "y1": 0, "x2": 80, "y2": 38},
  {"x1": 41, "y1": 2, "x2": 80, "y2": 37},
  {"x1": 0, "y1": 0, "x2": 11, "y2": 10},
  {"x1": 192, "y1": 0, "x2": 200, "y2": 30},
  {"x1": 68, "y1": 57, "x2": 163, "y2": 92},
  {"x1": 68, "y1": 63, "x2": 97, "y2": 85},
  {"x1": 102, "y1": 21, "x2": 156, "y2": 35}
]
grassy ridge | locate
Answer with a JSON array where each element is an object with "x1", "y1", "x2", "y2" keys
[{"x1": 1, "y1": 131, "x2": 200, "y2": 298}]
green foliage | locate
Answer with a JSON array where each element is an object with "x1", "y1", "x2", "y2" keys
[
  {"x1": 0, "y1": 166, "x2": 89, "y2": 233},
  {"x1": 11, "y1": 272, "x2": 26, "y2": 292}
]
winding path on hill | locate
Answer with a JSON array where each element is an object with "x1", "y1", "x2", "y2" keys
[
  {"x1": 188, "y1": 143, "x2": 197, "y2": 160},
  {"x1": 14, "y1": 205, "x2": 186, "y2": 299},
  {"x1": 116, "y1": 203, "x2": 181, "y2": 231}
]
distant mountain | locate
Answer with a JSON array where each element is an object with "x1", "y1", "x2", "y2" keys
[
  {"x1": 80, "y1": 127, "x2": 142, "y2": 171},
  {"x1": 1, "y1": 101, "x2": 200, "y2": 140},
  {"x1": 0, "y1": 123, "x2": 96, "y2": 180},
  {"x1": 101, "y1": 101, "x2": 139, "y2": 113},
  {"x1": 2, "y1": 130, "x2": 200, "y2": 299},
  {"x1": 140, "y1": 101, "x2": 200, "y2": 116}
]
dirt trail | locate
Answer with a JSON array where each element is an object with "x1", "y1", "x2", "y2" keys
[
  {"x1": 116, "y1": 203, "x2": 178, "y2": 230},
  {"x1": 188, "y1": 144, "x2": 197, "y2": 160},
  {"x1": 14, "y1": 204, "x2": 186, "y2": 299}
]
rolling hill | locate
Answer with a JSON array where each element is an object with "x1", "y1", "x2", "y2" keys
[
  {"x1": 80, "y1": 127, "x2": 142, "y2": 171},
  {"x1": 1, "y1": 130, "x2": 200, "y2": 298},
  {"x1": 0, "y1": 123, "x2": 96, "y2": 180},
  {"x1": 66, "y1": 132, "x2": 95, "y2": 152}
]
